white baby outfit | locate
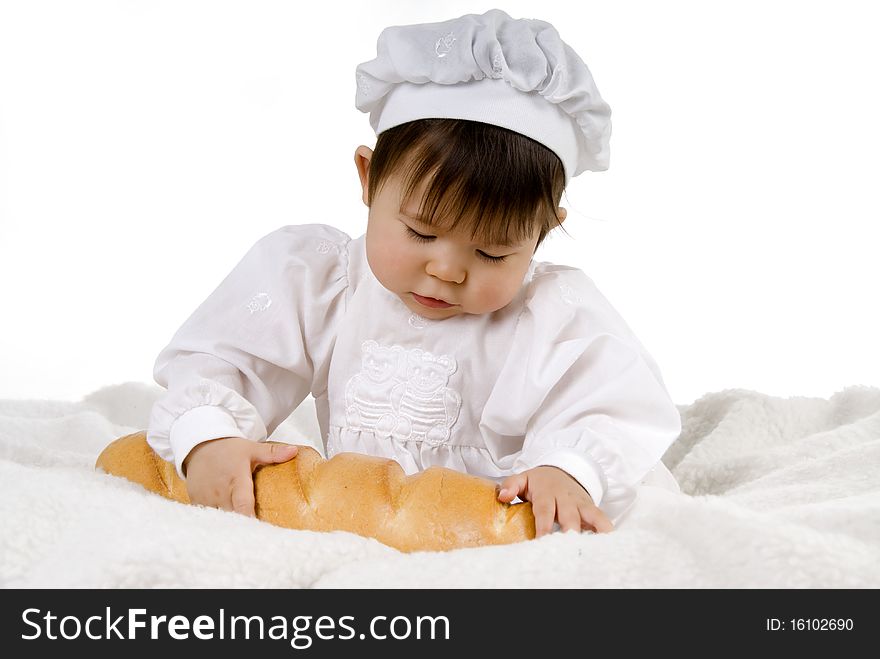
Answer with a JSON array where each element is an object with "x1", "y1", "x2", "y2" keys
[
  {"x1": 148, "y1": 9, "x2": 682, "y2": 526},
  {"x1": 147, "y1": 224, "x2": 682, "y2": 524}
]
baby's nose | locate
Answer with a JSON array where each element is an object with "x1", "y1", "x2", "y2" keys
[{"x1": 425, "y1": 257, "x2": 466, "y2": 284}]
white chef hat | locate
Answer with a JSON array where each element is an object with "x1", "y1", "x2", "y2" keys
[{"x1": 355, "y1": 8, "x2": 612, "y2": 184}]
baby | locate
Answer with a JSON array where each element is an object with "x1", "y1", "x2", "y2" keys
[{"x1": 147, "y1": 9, "x2": 682, "y2": 539}]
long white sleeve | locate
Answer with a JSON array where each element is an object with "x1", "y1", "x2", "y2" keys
[
  {"x1": 146, "y1": 224, "x2": 352, "y2": 478},
  {"x1": 482, "y1": 264, "x2": 681, "y2": 523}
]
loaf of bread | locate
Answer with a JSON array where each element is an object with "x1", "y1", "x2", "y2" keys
[{"x1": 95, "y1": 431, "x2": 535, "y2": 553}]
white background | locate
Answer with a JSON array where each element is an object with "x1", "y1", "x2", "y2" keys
[{"x1": 1, "y1": 0, "x2": 877, "y2": 405}]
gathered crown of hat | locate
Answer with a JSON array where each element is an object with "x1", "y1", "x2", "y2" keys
[{"x1": 355, "y1": 8, "x2": 612, "y2": 183}]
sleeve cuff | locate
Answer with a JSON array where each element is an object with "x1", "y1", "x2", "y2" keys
[
  {"x1": 528, "y1": 447, "x2": 606, "y2": 506},
  {"x1": 169, "y1": 405, "x2": 250, "y2": 479}
]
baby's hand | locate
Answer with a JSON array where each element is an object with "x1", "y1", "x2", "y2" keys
[
  {"x1": 182, "y1": 437, "x2": 298, "y2": 517},
  {"x1": 497, "y1": 466, "x2": 613, "y2": 538}
]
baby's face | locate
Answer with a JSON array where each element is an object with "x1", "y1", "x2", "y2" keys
[{"x1": 364, "y1": 171, "x2": 540, "y2": 320}]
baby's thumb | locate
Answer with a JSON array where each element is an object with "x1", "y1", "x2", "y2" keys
[
  {"x1": 498, "y1": 473, "x2": 527, "y2": 503},
  {"x1": 253, "y1": 442, "x2": 298, "y2": 467}
]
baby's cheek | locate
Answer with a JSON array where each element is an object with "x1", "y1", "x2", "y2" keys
[
  {"x1": 367, "y1": 243, "x2": 407, "y2": 290},
  {"x1": 388, "y1": 248, "x2": 421, "y2": 284},
  {"x1": 472, "y1": 277, "x2": 520, "y2": 313}
]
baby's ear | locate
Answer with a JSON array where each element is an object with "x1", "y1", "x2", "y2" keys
[{"x1": 354, "y1": 146, "x2": 373, "y2": 207}]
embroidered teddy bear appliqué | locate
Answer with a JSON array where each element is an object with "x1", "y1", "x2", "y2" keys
[
  {"x1": 344, "y1": 340, "x2": 402, "y2": 436},
  {"x1": 344, "y1": 340, "x2": 462, "y2": 445}
]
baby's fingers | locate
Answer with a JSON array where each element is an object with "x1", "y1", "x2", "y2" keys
[
  {"x1": 557, "y1": 502, "x2": 584, "y2": 534},
  {"x1": 580, "y1": 503, "x2": 614, "y2": 533},
  {"x1": 229, "y1": 471, "x2": 257, "y2": 518},
  {"x1": 532, "y1": 497, "x2": 556, "y2": 538},
  {"x1": 252, "y1": 441, "x2": 298, "y2": 468}
]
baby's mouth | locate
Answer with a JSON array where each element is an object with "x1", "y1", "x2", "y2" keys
[{"x1": 411, "y1": 293, "x2": 455, "y2": 309}]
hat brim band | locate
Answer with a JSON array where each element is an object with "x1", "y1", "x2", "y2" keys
[{"x1": 372, "y1": 78, "x2": 577, "y2": 184}]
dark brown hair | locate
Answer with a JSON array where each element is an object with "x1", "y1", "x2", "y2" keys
[{"x1": 365, "y1": 119, "x2": 567, "y2": 248}]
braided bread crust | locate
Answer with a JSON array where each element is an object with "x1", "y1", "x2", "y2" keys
[{"x1": 96, "y1": 431, "x2": 535, "y2": 552}]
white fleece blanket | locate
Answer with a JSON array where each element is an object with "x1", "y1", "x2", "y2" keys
[{"x1": 1, "y1": 382, "x2": 878, "y2": 588}]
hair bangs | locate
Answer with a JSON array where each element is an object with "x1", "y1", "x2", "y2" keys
[{"x1": 368, "y1": 119, "x2": 566, "y2": 249}]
